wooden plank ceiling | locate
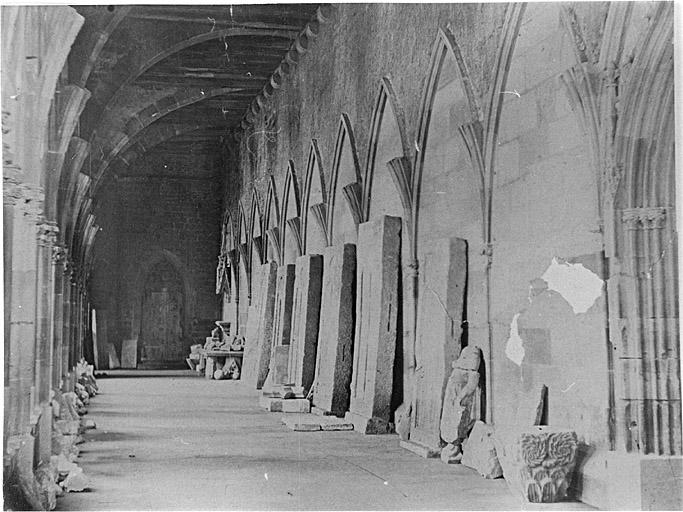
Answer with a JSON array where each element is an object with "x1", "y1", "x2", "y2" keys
[{"x1": 71, "y1": 4, "x2": 319, "y2": 181}]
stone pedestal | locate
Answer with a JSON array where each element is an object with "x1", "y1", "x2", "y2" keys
[
  {"x1": 287, "y1": 254, "x2": 323, "y2": 396},
  {"x1": 345, "y1": 216, "x2": 401, "y2": 434},
  {"x1": 312, "y1": 244, "x2": 356, "y2": 417},
  {"x1": 240, "y1": 262, "x2": 277, "y2": 389},
  {"x1": 496, "y1": 426, "x2": 578, "y2": 503},
  {"x1": 405, "y1": 237, "x2": 467, "y2": 455}
]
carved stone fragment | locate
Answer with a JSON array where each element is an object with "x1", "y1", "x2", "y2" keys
[
  {"x1": 496, "y1": 426, "x2": 578, "y2": 503},
  {"x1": 461, "y1": 421, "x2": 503, "y2": 479}
]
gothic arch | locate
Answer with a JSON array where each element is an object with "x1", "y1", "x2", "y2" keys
[
  {"x1": 264, "y1": 174, "x2": 281, "y2": 264},
  {"x1": 327, "y1": 113, "x2": 363, "y2": 245},
  {"x1": 133, "y1": 248, "x2": 192, "y2": 346},
  {"x1": 411, "y1": 26, "x2": 486, "y2": 258},
  {"x1": 250, "y1": 188, "x2": 264, "y2": 267},
  {"x1": 281, "y1": 161, "x2": 302, "y2": 264},
  {"x1": 611, "y1": 3, "x2": 679, "y2": 456},
  {"x1": 363, "y1": 76, "x2": 411, "y2": 225},
  {"x1": 302, "y1": 139, "x2": 329, "y2": 253}
]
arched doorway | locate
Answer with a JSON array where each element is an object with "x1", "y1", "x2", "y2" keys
[{"x1": 139, "y1": 259, "x2": 186, "y2": 365}]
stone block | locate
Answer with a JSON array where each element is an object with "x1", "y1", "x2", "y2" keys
[
  {"x1": 281, "y1": 414, "x2": 322, "y2": 431},
  {"x1": 288, "y1": 254, "x2": 323, "y2": 396},
  {"x1": 312, "y1": 243, "x2": 356, "y2": 417},
  {"x1": 345, "y1": 216, "x2": 401, "y2": 434},
  {"x1": 268, "y1": 398, "x2": 311, "y2": 413},
  {"x1": 120, "y1": 338, "x2": 137, "y2": 369},
  {"x1": 281, "y1": 414, "x2": 354, "y2": 431},
  {"x1": 399, "y1": 440, "x2": 441, "y2": 458},
  {"x1": 409, "y1": 237, "x2": 467, "y2": 453},
  {"x1": 461, "y1": 421, "x2": 503, "y2": 479},
  {"x1": 320, "y1": 419, "x2": 353, "y2": 431}
]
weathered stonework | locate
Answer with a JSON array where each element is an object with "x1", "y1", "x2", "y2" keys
[
  {"x1": 241, "y1": 262, "x2": 277, "y2": 389},
  {"x1": 345, "y1": 216, "x2": 401, "y2": 434},
  {"x1": 312, "y1": 243, "x2": 357, "y2": 417},
  {"x1": 287, "y1": 254, "x2": 323, "y2": 395},
  {"x1": 496, "y1": 426, "x2": 578, "y2": 503},
  {"x1": 404, "y1": 237, "x2": 467, "y2": 455}
]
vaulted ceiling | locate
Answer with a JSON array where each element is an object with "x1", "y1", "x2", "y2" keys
[{"x1": 68, "y1": 4, "x2": 321, "y2": 185}]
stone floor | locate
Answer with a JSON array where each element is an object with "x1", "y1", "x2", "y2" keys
[{"x1": 57, "y1": 371, "x2": 596, "y2": 510}]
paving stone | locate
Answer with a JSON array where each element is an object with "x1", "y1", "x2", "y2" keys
[
  {"x1": 268, "y1": 398, "x2": 311, "y2": 413},
  {"x1": 345, "y1": 216, "x2": 401, "y2": 434},
  {"x1": 312, "y1": 244, "x2": 357, "y2": 417}
]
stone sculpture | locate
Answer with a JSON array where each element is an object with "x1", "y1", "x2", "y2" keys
[
  {"x1": 495, "y1": 426, "x2": 578, "y2": 503},
  {"x1": 230, "y1": 335, "x2": 245, "y2": 351},
  {"x1": 439, "y1": 345, "x2": 482, "y2": 463}
]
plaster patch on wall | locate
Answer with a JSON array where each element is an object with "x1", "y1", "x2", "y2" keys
[
  {"x1": 541, "y1": 257, "x2": 603, "y2": 314},
  {"x1": 505, "y1": 313, "x2": 525, "y2": 366}
]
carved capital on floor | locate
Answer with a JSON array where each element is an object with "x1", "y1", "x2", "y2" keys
[
  {"x1": 622, "y1": 207, "x2": 667, "y2": 230},
  {"x1": 497, "y1": 427, "x2": 578, "y2": 503}
]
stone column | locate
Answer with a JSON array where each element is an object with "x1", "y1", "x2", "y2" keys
[
  {"x1": 4, "y1": 179, "x2": 44, "y2": 436},
  {"x1": 60, "y1": 262, "x2": 72, "y2": 390},
  {"x1": 51, "y1": 246, "x2": 66, "y2": 389},
  {"x1": 35, "y1": 220, "x2": 58, "y2": 464}
]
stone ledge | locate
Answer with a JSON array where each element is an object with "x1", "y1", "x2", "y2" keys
[{"x1": 399, "y1": 439, "x2": 441, "y2": 458}]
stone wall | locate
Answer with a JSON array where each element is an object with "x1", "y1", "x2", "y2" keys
[{"x1": 222, "y1": 3, "x2": 678, "y2": 508}]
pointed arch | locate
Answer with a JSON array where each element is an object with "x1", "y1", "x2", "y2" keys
[
  {"x1": 328, "y1": 113, "x2": 363, "y2": 245},
  {"x1": 302, "y1": 139, "x2": 329, "y2": 253},
  {"x1": 133, "y1": 248, "x2": 192, "y2": 357},
  {"x1": 281, "y1": 160, "x2": 302, "y2": 264},
  {"x1": 610, "y1": 2, "x2": 679, "y2": 456},
  {"x1": 412, "y1": 27, "x2": 486, "y2": 259},
  {"x1": 363, "y1": 76, "x2": 412, "y2": 224},
  {"x1": 264, "y1": 174, "x2": 281, "y2": 264},
  {"x1": 250, "y1": 188, "x2": 264, "y2": 267}
]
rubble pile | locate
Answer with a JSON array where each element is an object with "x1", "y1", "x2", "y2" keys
[{"x1": 32, "y1": 359, "x2": 99, "y2": 510}]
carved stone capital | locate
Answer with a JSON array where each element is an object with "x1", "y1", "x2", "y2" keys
[
  {"x1": 496, "y1": 427, "x2": 578, "y2": 503},
  {"x1": 622, "y1": 207, "x2": 667, "y2": 230}
]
